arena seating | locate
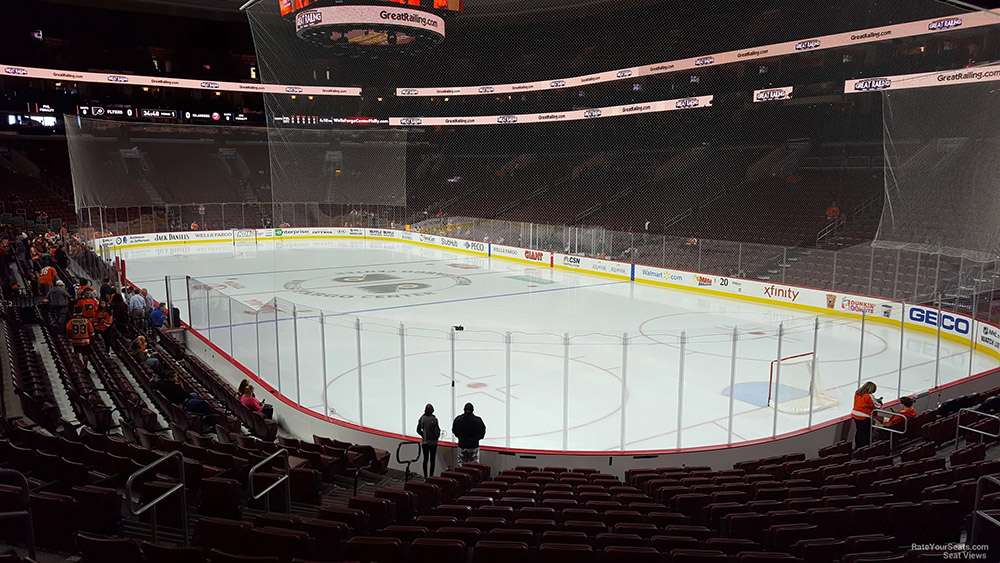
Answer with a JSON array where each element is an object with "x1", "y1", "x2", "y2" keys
[{"x1": 2, "y1": 229, "x2": 999, "y2": 562}]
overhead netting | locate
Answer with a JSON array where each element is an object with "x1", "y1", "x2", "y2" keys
[
  {"x1": 877, "y1": 81, "x2": 1000, "y2": 262},
  {"x1": 65, "y1": 116, "x2": 270, "y2": 210},
  {"x1": 243, "y1": 0, "x2": 407, "y2": 207}
]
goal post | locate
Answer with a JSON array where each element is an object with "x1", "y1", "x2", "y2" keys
[
  {"x1": 234, "y1": 229, "x2": 257, "y2": 247},
  {"x1": 768, "y1": 352, "x2": 840, "y2": 415}
]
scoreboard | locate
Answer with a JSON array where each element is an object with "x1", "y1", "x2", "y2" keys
[{"x1": 279, "y1": 0, "x2": 463, "y2": 17}]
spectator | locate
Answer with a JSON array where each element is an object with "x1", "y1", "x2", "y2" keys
[
  {"x1": 93, "y1": 303, "x2": 114, "y2": 341},
  {"x1": 238, "y1": 379, "x2": 273, "y2": 419},
  {"x1": 825, "y1": 201, "x2": 841, "y2": 221},
  {"x1": 37, "y1": 264, "x2": 57, "y2": 296},
  {"x1": 128, "y1": 287, "x2": 147, "y2": 331},
  {"x1": 110, "y1": 290, "x2": 129, "y2": 334},
  {"x1": 66, "y1": 312, "x2": 94, "y2": 367},
  {"x1": 74, "y1": 289, "x2": 100, "y2": 320},
  {"x1": 141, "y1": 288, "x2": 153, "y2": 312},
  {"x1": 452, "y1": 402, "x2": 486, "y2": 465},
  {"x1": 99, "y1": 278, "x2": 116, "y2": 301},
  {"x1": 153, "y1": 372, "x2": 216, "y2": 420},
  {"x1": 47, "y1": 279, "x2": 70, "y2": 327},
  {"x1": 416, "y1": 404, "x2": 441, "y2": 478},
  {"x1": 131, "y1": 335, "x2": 162, "y2": 375},
  {"x1": 150, "y1": 303, "x2": 167, "y2": 332},
  {"x1": 852, "y1": 381, "x2": 882, "y2": 448},
  {"x1": 884, "y1": 396, "x2": 917, "y2": 430}
]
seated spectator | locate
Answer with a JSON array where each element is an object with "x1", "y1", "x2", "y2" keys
[
  {"x1": 884, "y1": 396, "x2": 917, "y2": 430},
  {"x1": 150, "y1": 303, "x2": 167, "y2": 331},
  {"x1": 238, "y1": 379, "x2": 272, "y2": 419},
  {"x1": 131, "y1": 335, "x2": 162, "y2": 375},
  {"x1": 154, "y1": 372, "x2": 216, "y2": 420}
]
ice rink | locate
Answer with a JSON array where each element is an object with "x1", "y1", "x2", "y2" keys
[{"x1": 122, "y1": 238, "x2": 999, "y2": 451}]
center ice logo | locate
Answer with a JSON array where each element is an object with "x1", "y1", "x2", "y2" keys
[{"x1": 284, "y1": 269, "x2": 471, "y2": 299}]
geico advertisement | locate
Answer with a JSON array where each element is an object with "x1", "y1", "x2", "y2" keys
[{"x1": 905, "y1": 305, "x2": 973, "y2": 338}]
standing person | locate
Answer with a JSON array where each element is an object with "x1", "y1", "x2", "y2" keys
[
  {"x1": 852, "y1": 382, "x2": 882, "y2": 448},
  {"x1": 128, "y1": 287, "x2": 147, "y2": 332},
  {"x1": 66, "y1": 312, "x2": 94, "y2": 367},
  {"x1": 452, "y1": 402, "x2": 486, "y2": 465},
  {"x1": 110, "y1": 290, "x2": 129, "y2": 335},
  {"x1": 416, "y1": 404, "x2": 441, "y2": 478},
  {"x1": 47, "y1": 280, "x2": 70, "y2": 327}
]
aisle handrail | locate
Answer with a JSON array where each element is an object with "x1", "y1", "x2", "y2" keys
[
  {"x1": 0, "y1": 469, "x2": 36, "y2": 559},
  {"x1": 125, "y1": 450, "x2": 188, "y2": 545},
  {"x1": 249, "y1": 448, "x2": 290, "y2": 513},
  {"x1": 956, "y1": 408, "x2": 1000, "y2": 447}
]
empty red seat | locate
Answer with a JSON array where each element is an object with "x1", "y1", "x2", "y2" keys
[
  {"x1": 594, "y1": 532, "x2": 645, "y2": 550},
  {"x1": 350, "y1": 495, "x2": 396, "y2": 530},
  {"x1": 464, "y1": 516, "x2": 509, "y2": 532},
  {"x1": 613, "y1": 523, "x2": 658, "y2": 538},
  {"x1": 414, "y1": 515, "x2": 459, "y2": 529},
  {"x1": 344, "y1": 536, "x2": 403, "y2": 563},
  {"x1": 433, "y1": 526, "x2": 481, "y2": 546},
  {"x1": 76, "y1": 532, "x2": 142, "y2": 563},
  {"x1": 381, "y1": 524, "x2": 430, "y2": 543},
  {"x1": 485, "y1": 528, "x2": 535, "y2": 546},
  {"x1": 563, "y1": 520, "x2": 607, "y2": 536},
  {"x1": 669, "y1": 548, "x2": 729, "y2": 562},
  {"x1": 542, "y1": 530, "x2": 592, "y2": 546},
  {"x1": 193, "y1": 516, "x2": 251, "y2": 555},
  {"x1": 141, "y1": 541, "x2": 205, "y2": 563},
  {"x1": 410, "y1": 538, "x2": 466, "y2": 563},
  {"x1": 650, "y1": 535, "x2": 700, "y2": 552},
  {"x1": 539, "y1": 542, "x2": 595, "y2": 563},
  {"x1": 471, "y1": 540, "x2": 529, "y2": 563},
  {"x1": 601, "y1": 546, "x2": 660, "y2": 563}
]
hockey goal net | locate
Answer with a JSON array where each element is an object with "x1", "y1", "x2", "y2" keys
[
  {"x1": 234, "y1": 229, "x2": 257, "y2": 247},
  {"x1": 768, "y1": 352, "x2": 840, "y2": 415}
]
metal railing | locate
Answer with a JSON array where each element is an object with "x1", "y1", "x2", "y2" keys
[
  {"x1": 871, "y1": 407, "x2": 909, "y2": 452},
  {"x1": 956, "y1": 408, "x2": 1000, "y2": 447},
  {"x1": 125, "y1": 450, "x2": 188, "y2": 545},
  {"x1": 0, "y1": 469, "x2": 36, "y2": 559},
  {"x1": 395, "y1": 440, "x2": 421, "y2": 484},
  {"x1": 249, "y1": 449, "x2": 291, "y2": 513},
  {"x1": 971, "y1": 474, "x2": 1000, "y2": 544}
]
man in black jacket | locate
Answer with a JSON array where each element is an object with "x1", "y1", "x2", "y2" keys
[{"x1": 452, "y1": 402, "x2": 486, "y2": 464}]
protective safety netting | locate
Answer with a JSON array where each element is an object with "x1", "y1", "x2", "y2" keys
[
  {"x1": 877, "y1": 81, "x2": 1000, "y2": 263},
  {"x1": 243, "y1": 0, "x2": 408, "y2": 208}
]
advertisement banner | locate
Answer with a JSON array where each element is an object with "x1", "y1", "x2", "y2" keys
[
  {"x1": 390, "y1": 96, "x2": 713, "y2": 127},
  {"x1": 555, "y1": 254, "x2": 631, "y2": 279},
  {"x1": 492, "y1": 244, "x2": 550, "y2": 264},
  {"x1": 366, "y1": 228, "x2": 397, "y2": 239},
  {"x1": 753, "y1": 86, "x2": 794, "y2": 102},
  {"x1": 395, "y1": 11, "x2": 1000, "y2": 97},
  {"x1": 0, "y1": 64, "x2": 360, "y2": 97},
  {"x1": 904, "y1": 305, "x2": 973, "y2": 339},
  {"x1": 844, "y1": 64, "x2": 1000, "y2": 94},
  {"x1": 977, "y1": 323, "x2": 1000, "y2": 356}
]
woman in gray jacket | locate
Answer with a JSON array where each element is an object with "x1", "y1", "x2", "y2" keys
[{"x1": 416, "y1": 404, "x2": 441, "y2": 478}]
